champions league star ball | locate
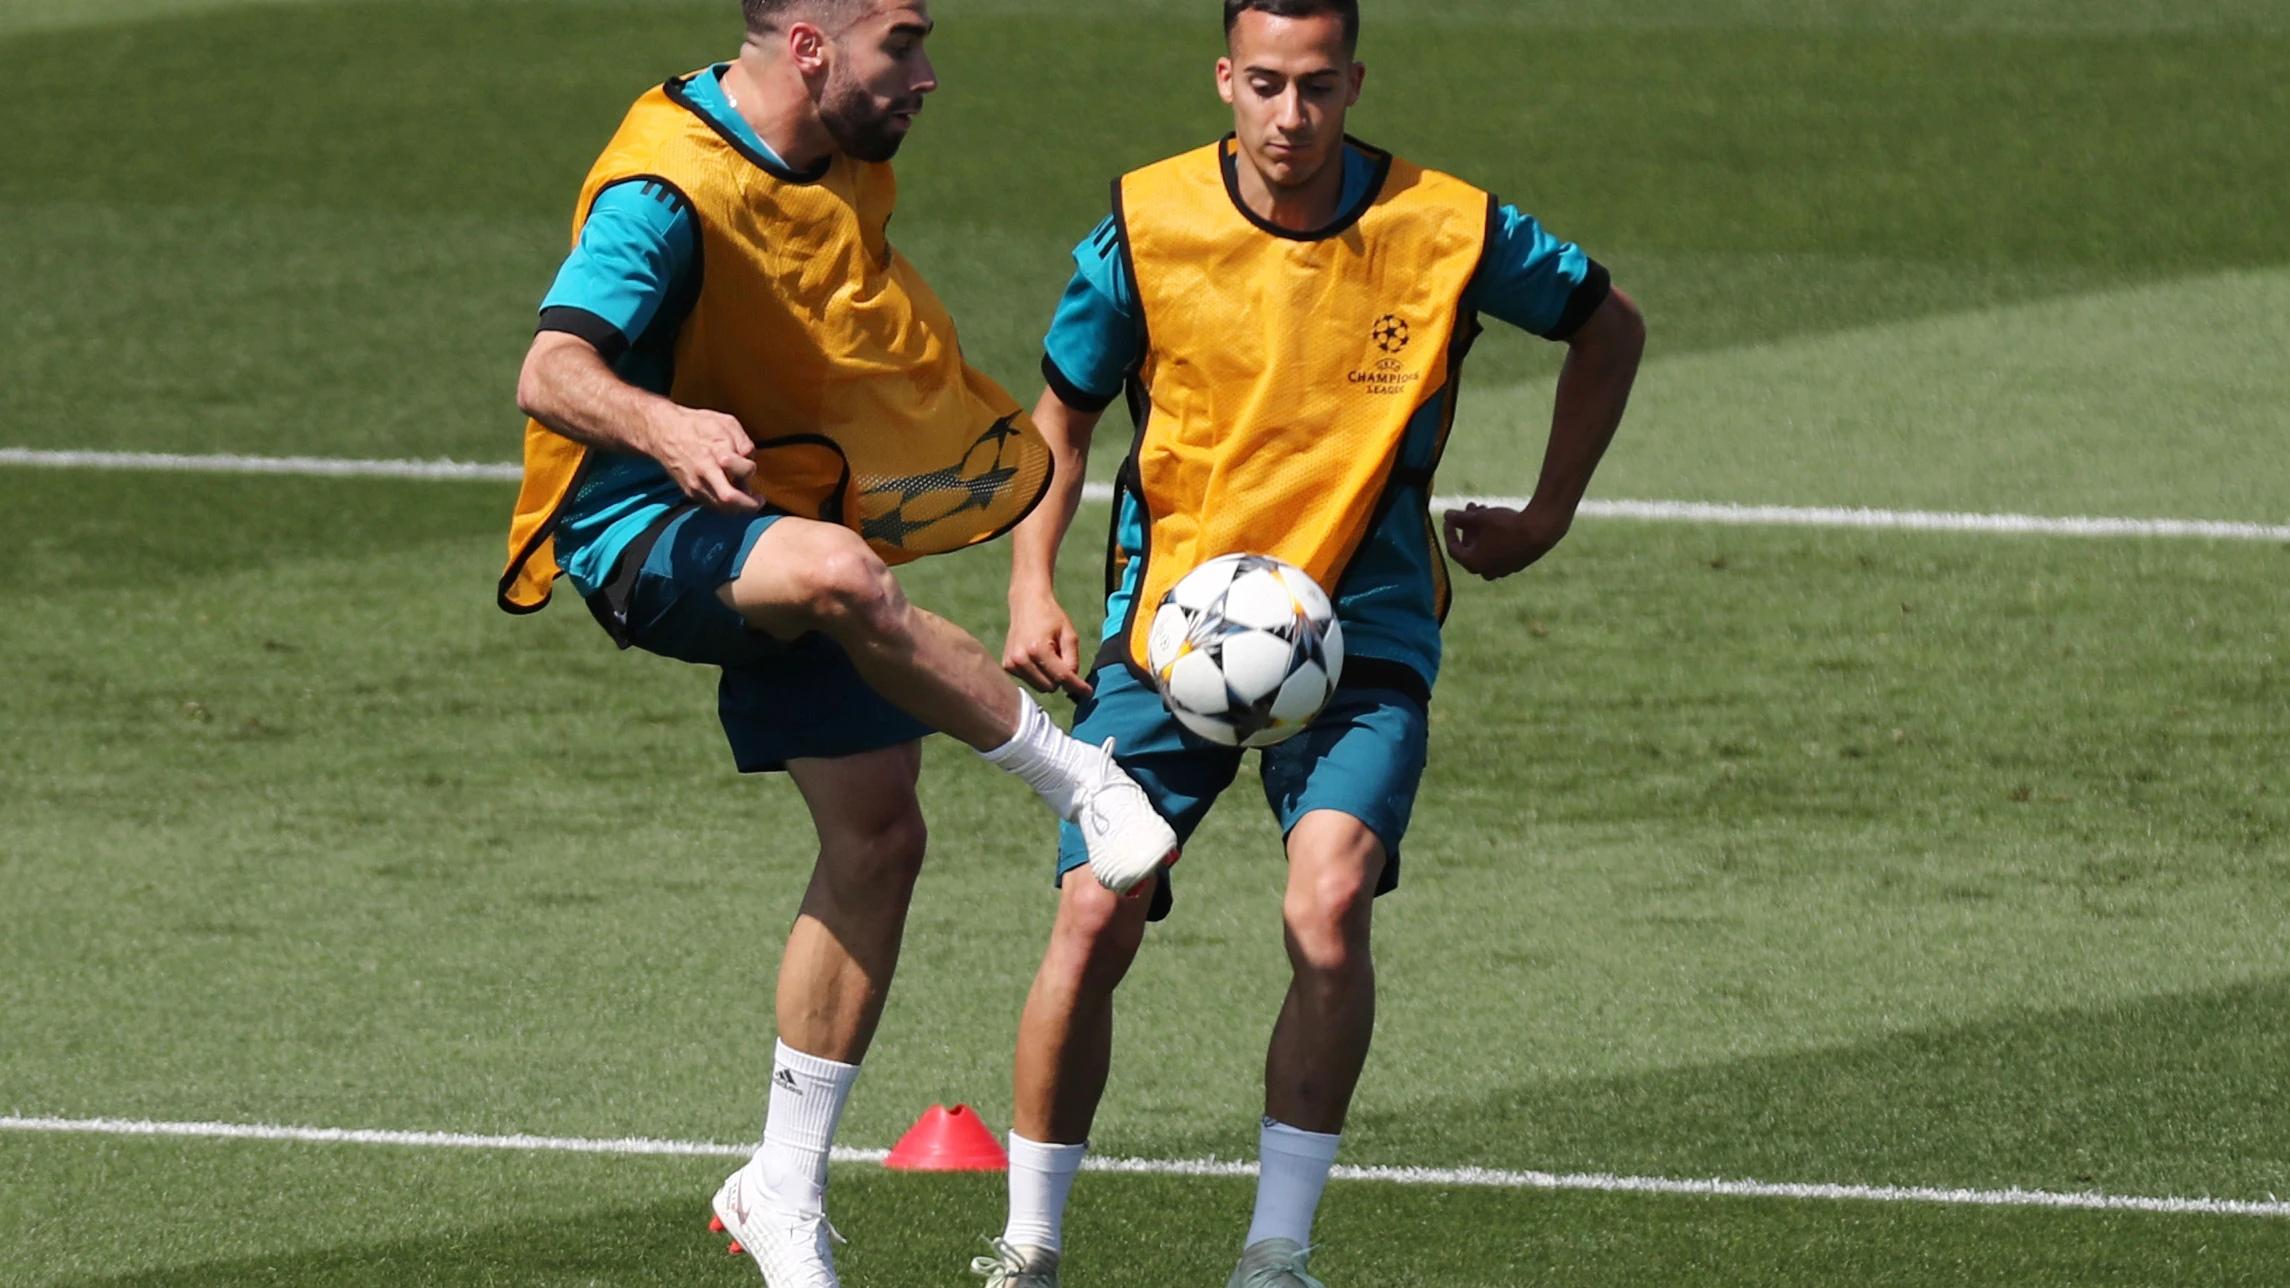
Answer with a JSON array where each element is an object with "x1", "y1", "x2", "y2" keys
[{"x1": 1146, "y1": 554, "x2": 1344, "y2": 748}]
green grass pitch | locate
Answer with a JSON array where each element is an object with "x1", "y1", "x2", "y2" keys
[{"x1": 3, "y1": 0, "x2": 2288, "y2": 1284}]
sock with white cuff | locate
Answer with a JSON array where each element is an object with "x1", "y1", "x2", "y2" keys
[
  {"x1": 1244, "y1": 1118, "x2": 1343, "y2": 1248},
  {"x1": 1002, "y1": 1133, "x2": 1088, "y2": 1253},
  {"x1": 752, "y1": 1039, "x2": 862, "y2": 1216},
  {"x1": 978, "y1": 692, "x2": 1099, "y2": 821}
]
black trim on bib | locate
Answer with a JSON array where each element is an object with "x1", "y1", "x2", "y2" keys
[
  {"x1": 749, "y1": 432, "x2": 854, "y2": 527},
  {"x1": 663, "y1": 72, "x2": 832, "y2": 186},
  {"x1": 746, "y1": 423, "x2": 1050, "y2": 557},
  {"x1": 1104, "y1": 177, "x2": 1160, "y2": 687},
  {"x1": 1103, "y1": 453, "x2": 1155, "y2": 688},
  {"x1": 496, "y1": 446, "x2": 594, "y2": 616},
  {"x1": 1217, "y1": 136, "x2": 1394, "y2": 243},
  {"x1": 1424, "y1": 295, "x2": 1488, "y2": 625},
  {"x1": 1109, "y1": 177, "x2": 1151, "y2": 362},
  {"x1": 966, "y1": 414, "x2": 1058, "y2": 551}
]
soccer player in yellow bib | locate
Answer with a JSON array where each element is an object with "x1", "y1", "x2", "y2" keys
[
  {"x1": 500, "y1": 3, "x2": 1179, "y2": 1284},
  {"x1": 975, "y1": 3, "x2": 1646, "y2": 1285}
]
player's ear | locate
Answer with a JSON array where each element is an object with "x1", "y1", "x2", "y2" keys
[
  {"x1": 787, "y1": 20, "x2": 832, "y2": 75},
  {"x1": 1346, "y1": 61, "x2": 1365, "y2": 107},
  {"x1": 1216, "y1": 56, "x2": 1238, "y2": 107}
]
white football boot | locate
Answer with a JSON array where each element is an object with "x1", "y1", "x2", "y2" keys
[
  {"x1": 710, "y1": 1163, "x2": 843, "y2": 1287},
  {"x1": 1071, "y1": 739, "x2": 1178, "y2": 894},
  {"x1": 1226, "y1": 1238, "x2": 1326, "y2": 1288},
  {"x1": 969, "y1": 1237, "x2": 1061, "y2": 1287}
]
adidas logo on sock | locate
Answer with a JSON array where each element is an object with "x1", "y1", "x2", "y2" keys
[{"x1": 774, "y1": 1067, "x2": 803, "y2": 1095}]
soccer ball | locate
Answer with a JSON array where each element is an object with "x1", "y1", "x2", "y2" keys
[{"x1": 1146, "y1": 554, "x2": 1344, "y2": 748}]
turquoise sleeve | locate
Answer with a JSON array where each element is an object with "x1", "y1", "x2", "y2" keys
[
  {"x1": 1040, "y1": 217, "x2": 1142, "y2": 413},
  {"x1": 1464, "y1": 204, "x2": 1610, "y2": 341},
  {"x1": 537, "y1": 179, "x2": 701, "y2": 359}
]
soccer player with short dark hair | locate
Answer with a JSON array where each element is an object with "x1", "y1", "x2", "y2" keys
[
  {"x1": 974, "y1": 2, "x2": 1645, "y2": 1284},
  {"x1": 502, "y1": 3, "x2": 1180, "y2": 1284}
]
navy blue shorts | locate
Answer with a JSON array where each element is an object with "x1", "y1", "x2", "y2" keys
[
  {"x1": 611, "y1": 508, "x2": 931, "y2": 773},
  {"x1": 1056, "y1": 663, "x2": 1430, "y2": 921}
]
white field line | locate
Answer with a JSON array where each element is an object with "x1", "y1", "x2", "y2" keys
[
  {"x1": 5, "y1": 1116, "x2": 2286, "y2": 1220},
  {"x1": 0, "y1": 448, "x2": 524, "y2": 482},
  {"x1": 1551, "y1": 498, "x2": 2290, "y2": 543},
  {"x1": 3, "y1": 448, "x2": 2285, "y2": 543}
]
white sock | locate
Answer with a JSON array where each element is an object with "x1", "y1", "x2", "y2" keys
[
  {"x1": 978, "y1": 692, "x2": 1098, "y2": 821},
  {"x1": 752, "y1": 1039, "x2": 861, "y2": 1216},
  {"x1": 1003, "y1": 1133, "x2": 1088, "y2": 1253},
  {"x1": 1244, "y1": 1118, "x2": 1342, "y2": 1249}
]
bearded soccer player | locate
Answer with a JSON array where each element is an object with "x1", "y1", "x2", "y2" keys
[
  {"x1": 501, "y1": 2, "x2": 1181, "y2": 1283},
  {"x1": 973, "y1": 2, "x2": 1645, "y2": 1284}
]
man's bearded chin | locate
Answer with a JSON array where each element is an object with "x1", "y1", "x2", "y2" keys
[{"x1": 821, "y1": 75, "x2": 911, "y2": 163}]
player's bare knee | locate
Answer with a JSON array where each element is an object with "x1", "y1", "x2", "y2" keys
[
  {"x1": 1053, "y1": 878, "x2": 1151, "y2": 979},
  {"x1": 801, "y1": 540, "x2": 906, "y2": 641},
  {"x1": 871, "y1": 804, "x2": 929, "y2": 875},
  {"x1": 1286, "y1": 860, "x2": 1375, "y2": 928},
  {"x1": 1283, "y1": 884, "x2": 1375, "y2": 980},
  {"x1": 818, "y1": 803, "x2": 928, "y2": 899}
]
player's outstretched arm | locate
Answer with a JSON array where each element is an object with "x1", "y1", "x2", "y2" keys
[
  {"x1": 1003, "y1": 388, "x2": 1104, "y2": 699},
  {"x1": 516, "y1": 331, "x2": 763, "y2": 515},
  {"x1": 1445, "y1": 287, "x2": 1645, "y2": 580}
]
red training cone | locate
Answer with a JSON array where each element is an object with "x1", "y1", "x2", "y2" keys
[{"x1": 883, "y1": 1104, "x2": 1009, "y2": 1172}]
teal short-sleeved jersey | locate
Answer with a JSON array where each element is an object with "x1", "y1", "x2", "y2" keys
[
  {"x1": 535, "y1": 66, "x2": 790, "y2": 598},
  {"x1": 1043, "y1": 144, "x2": 1610, "y2": 691}
]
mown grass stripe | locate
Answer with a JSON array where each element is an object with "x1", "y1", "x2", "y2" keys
[
  {"x1": 7, "y1": 447, "x2": 2286, "y2": 543},
  {"x1": 6, "y1": 1116, "x2": 2284, "y2": 1219}
]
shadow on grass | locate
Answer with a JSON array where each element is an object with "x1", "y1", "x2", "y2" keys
[
  {"x1": 77, "y1": 1198, "x2": 729, "y2": 1288},
  {"x1": 1338, "y1": 975, "x2": 2290, "y2": 1200},
  {"x1": 64, "y1": 1169, "x2": 2290, "y2": 1288}
]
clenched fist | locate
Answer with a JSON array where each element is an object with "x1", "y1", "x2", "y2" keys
[{"x1": 1443, "y1": 503, "x2": 1570, "y2": 581}]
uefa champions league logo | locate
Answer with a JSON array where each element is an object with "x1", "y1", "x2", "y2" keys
[{"x1": 1351, "y1": 315, "x2": 1422, "y2": 394}]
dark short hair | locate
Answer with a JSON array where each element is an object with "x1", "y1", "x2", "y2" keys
[
  {"x1": 1223, "y1": 0, "x2": 1360, "y2": 51},
  {"x1": 743, "y1": 0, "x2": 866, "y2": 37}
]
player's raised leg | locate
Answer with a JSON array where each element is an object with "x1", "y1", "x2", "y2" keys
[
  {"x1": 720, "y1": 516, "x2": 1176, "y2": 891},
  {"x1": 714, "y1": 742, "x2": 928, "y2": 1288}
]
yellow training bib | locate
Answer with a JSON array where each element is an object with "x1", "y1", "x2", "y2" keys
[
  {"x1": 501, "y1": 71, "x2": 1052, "y2": 614},
  {"x1": 1113, "y1": 138, "x2": 1492, "y2": 670}
]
